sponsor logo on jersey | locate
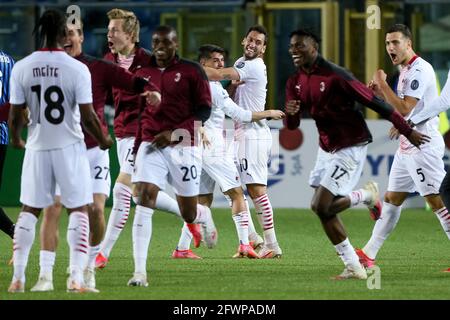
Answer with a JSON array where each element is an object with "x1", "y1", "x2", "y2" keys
[
  {"x1": 236, "y1": 61, "x2": 245, "y2": 69},
  {"x1": 410, "y1": 79, "x2": 419, "y2": 90}
]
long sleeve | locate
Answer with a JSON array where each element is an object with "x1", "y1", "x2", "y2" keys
[
  {"x1": 285, "y1": 75, "x2": 301, "y2": 129},
  {"x1": 410, "y1": 70, "x2": 450, "y2": 125}
]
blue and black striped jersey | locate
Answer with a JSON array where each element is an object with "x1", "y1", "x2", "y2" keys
[{"x1": 0, "y1": 50, "x2": 15, "y2": 145}]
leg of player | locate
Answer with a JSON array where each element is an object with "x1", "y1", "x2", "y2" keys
[
  {"x1": 0, "y1": 145, "x2": 14, "y2": 239},
  {"x1": 172, "y1": 193, "x2": 213, "y2": 259},
  {"x1": 8, "y1": 206, "x2": 41, "y2": 293},
  {"x1": 426, "y1": 194, "x2": 450, "y2": 240},
  {"x1": 439, "y1": 172, "x2": 450, "y2": 210},
  {"x1": 331, "y1": 181, "x2": 383, "y2": 220},
  {"x1": 127, "y1": 182, "x2": 156, "y2": 287},
  {"x1": 96, "y1": 172, "x2": 132, "y2": 268},
  {"x1": 227, "y1": 187, "x2": 259, "y2": 259},
  {"x1": 311, "y1": 187, "x2": 367, "y2": 280},
  {"x1": 178, "y1": 194, "x2": 217, "y2": 249},
  {"x1": 30, "y1": 197, "x2": 62, "y2": 292},
  {"x1": 0, "y1": 207, "x2": 14, "y2": 239},
  {"x1": 248, "y1": 184, "x2": 282, "y2": 259},
  {"x1": 228, "y1": 193, "x2": 264, "y2": 250},
  {"x1": 357, "y1": 191, "x2": 407, "y2": 268},
  {"x1": 435, "y1": 177, "x2": 450, "y2": 241},
  {"x1": 84, "y1": 193, "x2": 107, "y2": 291},
  {"x1": 439, "y1": 174, "x2": 450, "y2": 272},
  {"x1": 66, "y1": 206, "x2": 94, "y2": 293}
]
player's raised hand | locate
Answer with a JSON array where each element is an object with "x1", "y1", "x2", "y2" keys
[
  {"x1": 373, "y1": 69, "x2": 387, "y2": 82},
  {"x1": 99, "y1": 134, "x2": 114, "y2": 150},
  {"x1": 267, "y1": 110, "x2": 285, "y2": 120},
  {"x1": 285, "y1": 100, "x2": 300, "y2": 115},
  {"x1": 141, "y1": 90, "x2": 161, "y2": 106},
  {"x1": 406, "y1": 129, "x2": 431, "y2": 148}
]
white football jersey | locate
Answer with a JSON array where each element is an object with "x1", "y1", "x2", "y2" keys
[
  {"x1": 10, "y1": 50, "x2": 92, "y2": 150},
  {"x1": 396, "y1": 56, "x2": 441, "y2": 153},
  {"x1": 410, "y1": 69, "x2": 450, "y2": 124},
  {"x1": 233, "y1": 57, "x2": 267, "y2": 130},
  {"x1": 205, "y1": 81, "x2": 251, "y2": 134}
]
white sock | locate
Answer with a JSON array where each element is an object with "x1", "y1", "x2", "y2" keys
[
  {"x1": 101, "y1": 182, "x2": 132, "y2": 257},
  {"x1": 434, "y1": 207, "x2": 450, "y2": 240},
  {"x1": 193, "y1": 204, "x2": 207, "y2": 224},
  {"x1": 335, "y1": 238, "x2": 360, "y2": 266},
  {"x1": 176, "y1": 223, "x2": 192, "y2": 250},
  {"x1": 348, "y1": 189, "x2": 371, "y2": 207},
  {"x1": 156, "y1": 191, "x2": 181, "y2": 218},
  {"x1": 87, "y1": 244, "x2": 101, "y2": 270},
  {"x1": 363, "y1": 201, "x2": 401, "y2": 259},
  {"x1": 243, "y1": 195, "x2": 258, "y2": 240},
  {"x1": 132, "y1": 205, "x2": 153, "y2": 274},
  {"x1": 67, "y1": 211, "x2": 90, "y2": 284},
  {"x1": 253, "y1": 194, "x2": 278, "y2": 245},
  {"x1": 39, "y1": 250, "x2": 55, "y2": 279},
  {"x1": 232, "y1": 211, "x2": 249, "y2": 245},
  {"x1": 12, "y1": 212, "x2": 38, "y2": 282}
]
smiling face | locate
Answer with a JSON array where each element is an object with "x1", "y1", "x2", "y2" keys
[
  {"x1": 385, "y1": 31, "x2": 412, "y2": 66},
  {"x1": 288, "y1": 34, "x2": 318, "y2": 69},
  {"x1": 152, "y1": 30, "x2": 178, "y2": 68},
  {"x1": 201, "y1": 51, "x2": 225, "y2": 69},
  {"x1": 242, "y1": 30, "x2": 266, "y2": 60},
  {"x1": 107, "y1": 19, "x2": 134, "y2": 55},
  {"x1": 63, "y1": 23, "x2": 83, "y2": 57}
]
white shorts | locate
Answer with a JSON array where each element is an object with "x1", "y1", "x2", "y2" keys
[
  {"x1": 116, "y1": 137, "x2": 135, "y2": 175},
  {"x1": 132, "y1": 142, "x2": 202, "y2": 197},
  {"x1": 55, "y1": 146, "x2": 111, "y2": 198},
  {"x1": 235, "y1": 126, "x2": 272, "y2": 185},
  {"x1": 20, "y1": 141, "x2": 93, "y2": 209},
  {"x1": 388, "y1": 147, "x2": 445, "y2": 196},
  {"x1": 200, "y1": 134, "x2": 241, "y2": 194},
  {"x1": 309, "y1": 146, "x2": 334, "y2": 188},
  {"x1": 313, "y1": 145, "x2": 367, "y2": 196}
]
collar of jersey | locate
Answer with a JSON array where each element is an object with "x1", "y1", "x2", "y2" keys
[
  {"x1": 38, "y1": 48, "x2": 65, "y2": 52},
  {"x1": 407, "y1": 55, "x2": 419, "y2": 66}
]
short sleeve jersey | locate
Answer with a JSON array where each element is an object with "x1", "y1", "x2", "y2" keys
[
  {"x1": 233, "y1": 57, "x2": 267, "y2": 130},
  {"x1": 397, "y1": 56, "x2": 440, "y2": 153},
  {"x1": 9, "y1": 49, "x2": 92, "y2": 150}
]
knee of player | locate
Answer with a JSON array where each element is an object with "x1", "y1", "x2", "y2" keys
[
  {"x1": 310, "y1": 199, "x2": 330, "y2": 218},
  {"x1": 383, "y1": 192, "x2": 403, "y2": 206},
  {"x1": 226, "y1": 187, "x2": 244, "y2": 199},
  {"x1": 88, "y1": 203, "x2": 105, "y2": 218},
  {"x1": 139, "y1": 185, "x2": 159, "y2": 209},
  {"x1": 43, "y1": 204, "x2": 63, "y2": 221}
]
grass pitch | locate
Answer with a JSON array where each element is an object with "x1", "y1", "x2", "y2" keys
[{"x1": 1, "y1": 207, "x2": 450, "y2": 300}]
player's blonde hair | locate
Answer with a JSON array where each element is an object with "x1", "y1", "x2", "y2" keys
[{"x1": 107, "y1": 8, "x2": 140, "y2": 43}]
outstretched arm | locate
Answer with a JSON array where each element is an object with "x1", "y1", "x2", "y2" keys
[
  {"x1": 410, "y1": 70, "x2": 450, "y2": 125},
  {"x1": 342, "y1": 75, "x2": 430, "y2": 148},
  {"x1": 203, "y1": 66, "x2": 241, "y2": 81}
]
